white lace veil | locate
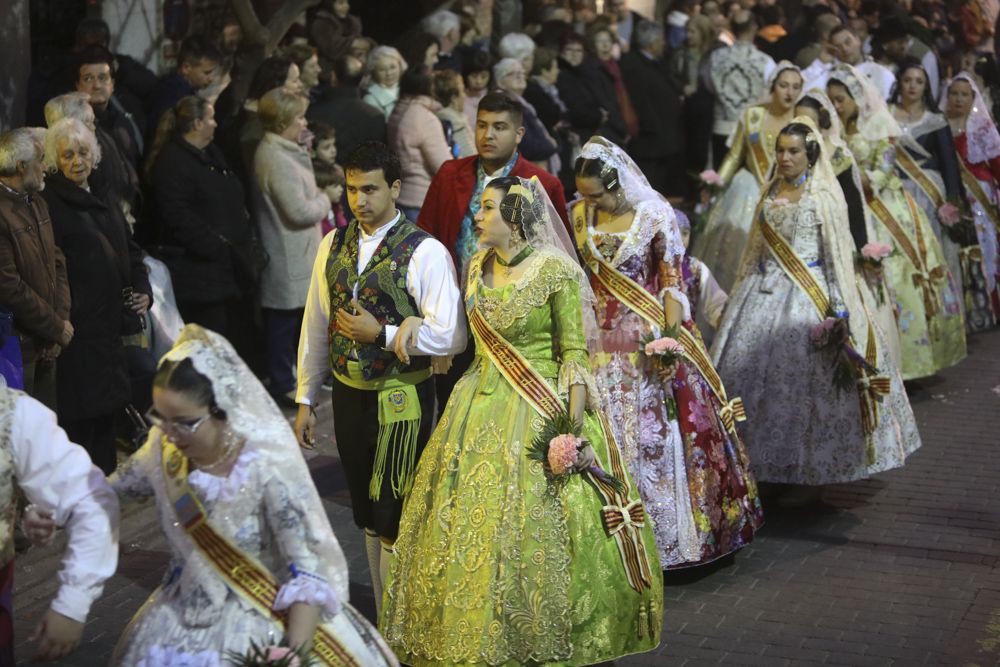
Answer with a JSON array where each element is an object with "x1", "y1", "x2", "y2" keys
[
  {"x1": 758, "y1": 60, "x2": 804, "y2": 104},
  {"x1": 577, "y1": 136, "x2": 686, "y2": 263},
  {"x1": 159, "y1": 325, "x2": 350, "y2": 605},
  {"x1": 947, "y1": 72, "x2": 1000, "y2": 164},
  {"x1": 828, "y1": 63, "x2": 902, "y2": 142},
  {"x1": 736, "y1": 116, "x2": 870, "y2": 343},
  {"x1": 800, "y1": 88, "x2": 848, "y2": 151},
  {"x1": 498, "y1": 175, "x2": 601, "y2": 348}
]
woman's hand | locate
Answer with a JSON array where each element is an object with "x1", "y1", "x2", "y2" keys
[
  {"x1": 656, "y1": 359, "x2": 679, "y2": 383},
  {"x1": 574, "y1": 442, "x2": 597, "y2": 472}
]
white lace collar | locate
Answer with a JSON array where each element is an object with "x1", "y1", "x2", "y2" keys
[{"x1": 188, "y1": 449, "x2": 261, "y2": 505}]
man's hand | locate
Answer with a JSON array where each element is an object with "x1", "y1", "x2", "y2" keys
[
  {"x1": 29, "y1": 609, "x2": 83, "y2": 662},
  {"x1": 393, "y1": 316, "x2": 423, "y2": 364},
  {"x1": 293, "y1": 404, "x2": 317, "y2": 450},
  {"x1": 335, "y1": 299, "x2": 381, "y2": 344},
  {"x1": 38, "y1": 344, "x2": 61, "y2": 362},
  {"x1": 57, "y1": 320, "x2": 74, "y2": 348},
  {"x1": 23, "y1": 506, "x2": 56, "y2": 547},
  {"x1": 130, "y1": 292, "x2": 151, "y2": 316}
]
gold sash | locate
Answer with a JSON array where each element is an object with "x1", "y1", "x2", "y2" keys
[
  {"x1": 571, "y1": 204, "x2": 747, "y2": 434},
  {"x1": 867, "y1": 192, "x2": 944, "y2": 317},
  {"x1": 159, "y1": 439, "x2": 371, "y2": 666},
  {"x1": 895, "y1": 146, "x2": 945, "y2": 209},
  {"x1": 758, "y1": 217, "x2": 890, "y2": 450},
  {"x1": 467, "y1": 281, "x2": 654, "y2": 596},
  {"x1": 959, "y1": 160, "x2": 1000, "y2": 232}
]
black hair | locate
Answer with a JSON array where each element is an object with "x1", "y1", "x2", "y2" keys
[
  {"x1": 477, "y1": 91, "x2": 524, "y2": 124},
  {"x1": 248, "y1": 56, "x2": 294, "y2": 100},
  {"x1": 154, "y1": 358, "x2": 227, "y2": 419},
  {"x1": 828, "y1": 25, "x2": 854, "y2": 44},
  {"x1": 573, "y1": 154, "x2": 621, "y2": 191},
  {"x1": 75, "y1": 18, "x2": 111, "y2": 49},
  {"x1": 759, "y1": 4, "x2": 783, "y2": 25},
  {"x1": 399, "y1": 65, "x2": 433, "y2": 98},
  {"x1": 343, "y1": 140, "x2": 402, "y2": 186},
  {"x1": 178, "y1": 34, "x2": 222, "y2": 68},
  {"x1": 777, "y1": 122, "x2": 821, "y2": 167},
  {"x1": 484, "y1": 176, "x2": 531, "y2": 237},
  {"x1": 396, "y1": 32, "x2": 438, "y2": 73},
  {"x1": 888, "y1": 57, "x2": 939, "y2": 111},
  {"x1": 334, "y1": 54, "x2": 365, "y2": 88},
  {"x1": 461, "y1": 49, "x2": 493, "y2": 79},
  {"x1": 795, "y1": 96, "x2": 833, "y2": 131},
  {"x1": 74, "y1": 44, "x2": 116, "y2": 81}
]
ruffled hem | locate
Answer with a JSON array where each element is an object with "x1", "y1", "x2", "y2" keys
[
  {"x1": 273, "y1": 569, "x2": 341, "y2": 616},
  {"x1": 136, "y1": 645, "x2": 221, "y2": 667},
  {"x1": 558, "y1": 358, "x2": 601, "y2": 412},
  {"x1": 188, "y1": 450, "x2": 260, "y2": 504}
]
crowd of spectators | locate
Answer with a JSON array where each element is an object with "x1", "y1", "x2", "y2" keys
[{"x1": 3, "y1": 0, "x2": 1000, "y2": 471}]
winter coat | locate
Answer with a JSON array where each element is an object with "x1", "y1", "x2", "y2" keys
[
  {"x1": 253, "y1": 133, "x2": 330, "y2": 310},
  {"x1": 388, "y1": 95, "x2": 453, "y2": 208}
]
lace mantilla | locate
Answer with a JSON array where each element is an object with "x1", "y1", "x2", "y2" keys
[{"x1": 604, "y1": 201, "x2": 684, "y2": 270}]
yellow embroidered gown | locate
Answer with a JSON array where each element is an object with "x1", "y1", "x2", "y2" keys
[
  {"x1": 380, "y1": 249, "x2": 662, "y2": 666},
  {"x1": 693, "y1": 104, "x2": 777, "y2": 291}
]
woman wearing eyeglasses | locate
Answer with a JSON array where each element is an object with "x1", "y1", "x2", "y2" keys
[{"x1": 83, "y1": 325, "x2": 396, "y2": 666}]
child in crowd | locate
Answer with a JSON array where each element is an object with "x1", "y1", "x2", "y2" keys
[
  {"x1": 311, "y1": 122, "x2": 338, "y2": 170},
  {"x1": 461, "y1": 50, "x2": 492, "y2": 129},
  {"x1": 315, "y1": 163, "x2": 347, "y2": 235}
]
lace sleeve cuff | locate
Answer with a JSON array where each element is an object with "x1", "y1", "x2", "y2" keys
[
  {"x1": 273, "y1": 566, "x2": 341, "y2": 617},
  {"x1": 558, "y1": 357, "x2": 601, "y2": 411}
]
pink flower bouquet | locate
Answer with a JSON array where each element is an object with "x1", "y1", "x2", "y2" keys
[
  {"x1": 809, "y1": 313, "x2": 878, "y2": 394},
  {"x1": 642, "y1": 328, "x2": 684, "y2": 417},
  {"x1": 938, "y1": 202, "x2": 961, "y2": 227},
  {"x1": 699, "y1": 169, "x2": 724, "y2": 187},
  {"x1": 528, "y1": 409, "x2": 624, "y2": 492},
  {"x1": 860, "y1": 242, "x2": 893, "y2": 261},
  {"x1": 857, "y1": 243, "x2": 893, "y2": 304}
]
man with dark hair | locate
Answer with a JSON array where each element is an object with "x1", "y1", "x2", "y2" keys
[
  {"x1": 875, "y1": 16, "x2": 940, "y2": 98},
  {"x1": 146, "y1": 35, "x2": 223, "y2": 139},
  {"x1": 829, "y1": 25, "x2": 897, "y2": 99},
  {"x1": 416, "y1": 90, "x2": 569, "y2": 407},
  {"x1": 308, "y1": 55, "x2": 387, "y2": 160},
  {"x1": 74, "y1": 18, "x2": 158, "y2": 106},
  {"x1": 294, "y1": 140, "x2": 464, "y2": 615},
  {"x1": 706, "y1": 10, "x2": 775, "y2": 168}
]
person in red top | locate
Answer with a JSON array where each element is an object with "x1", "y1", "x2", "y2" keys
[{"x1": 417, "y1": 90, "x2": 569, "y2": 407}]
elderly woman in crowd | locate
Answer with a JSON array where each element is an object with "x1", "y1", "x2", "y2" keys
[
  {"x1": 432, "y1": 69, "x2": 475, "y2": 158},
  {"x1": 388, "y1": 67, "x2": 453, "y2": 221},
  {"x1": 147, "y1": 96, "x2": 248, "y2": 341},
  {"x1": 494, "y1": 56, "x2": 559, "y2": 168},
  {"x1": 557, "y1": 32, "x2": 627, "y2": 144},
  {"x1": 498, "y1": 31, "x2": 537, "y2": 73},
  {"x1": 363, "y1": 46, "x2": 407, "y2": 120},
  {"x1": 41, "y1": 118, "x2": 149, "y2": 474},
  {"x1": 253, "y1": 88, "x2": 330, "y2": 407}
]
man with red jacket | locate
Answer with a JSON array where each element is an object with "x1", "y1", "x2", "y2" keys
[{"x1": 418, "y1": 91, "x2": 569, "y2": 407}]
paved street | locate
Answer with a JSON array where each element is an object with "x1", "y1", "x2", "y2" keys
[{"x1": 12, "y1": 328, "x2": 1000, "y2": 666}]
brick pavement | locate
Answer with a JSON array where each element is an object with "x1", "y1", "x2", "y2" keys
[{"x1": 12, "y1": 328, "x2": 1000, "y2": 665}]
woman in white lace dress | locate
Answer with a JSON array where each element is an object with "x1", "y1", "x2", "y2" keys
[
  {"x1": 712, "y1": 119, "x2": 921, "y2": 496},
  {"x1": 109, "y1": 325, "x2": 397, "y2": 667}
]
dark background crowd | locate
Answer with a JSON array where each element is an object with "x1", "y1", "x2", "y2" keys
[{"x1": 2, "y1": 0, "x2": 999, "y2": 473}]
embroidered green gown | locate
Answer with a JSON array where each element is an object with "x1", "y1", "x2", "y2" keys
[{"x1": 381, "y1": 249, "x2": 663, "y2": 666}]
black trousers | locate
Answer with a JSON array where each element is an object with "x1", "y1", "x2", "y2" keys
[
  {"x1": 331, "y1": 376, "x2": 436, "y2": 541},
  {"x1": 63, "y1": 413, "x2": 117, "y2": 475}
]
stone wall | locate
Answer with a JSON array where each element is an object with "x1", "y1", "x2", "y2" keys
[{"x1": 0, "y1": 0, "x2": 30, "y2": 130}]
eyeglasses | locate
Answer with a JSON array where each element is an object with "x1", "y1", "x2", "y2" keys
[{"x1": 145, "y1": 408, "x2": 212, "y2": 436}]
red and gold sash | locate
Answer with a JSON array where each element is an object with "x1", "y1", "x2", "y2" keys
[
  {"x1": 571, "y1": 204, "x2": 747, "y2": 434},
  {"x1": 160, "y1": 440, "x2": 376, "y2": 667},
  {"x1": 745, "y1": 107, "x2": 772, "y2": 186},
  {"x1": 959, "y1": 160, "x2": 1000, "y2": 233},
  {"x1": 895, "y1": 146, "x2": 946, "y2": 209},
  {"x1": 467, "y1": 265, "x2": 654, "y2": 595},
  {"x1": 866, "y1": 192, "x2": 944, "y2": 317},
  {"x1": 758, "y1": 217, "x2": 889, "y2": 449}
]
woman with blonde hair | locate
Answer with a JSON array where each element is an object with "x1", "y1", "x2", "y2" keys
[
  {"x1": 363, "y1": 46, "x2": 407, "y2": 121},
  {"x1": 254, "y1": 87, "x2": 330, "y2": 406}
]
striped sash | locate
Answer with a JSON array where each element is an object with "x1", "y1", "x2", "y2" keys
[
  {"x1": 467, "y1": 266, "x2": 654, "y2": 594},
  {"x1": 571, "y1": 204, "x2": 747, "y2": 435},
  {"x1": 958, "y1": 160, "x2": 1000, "y2": 233},
  {"x1": 758, "y1": 217, "x2": 890, "y2": 445},
  {"x1": 895, "y1": 145, "x2": 945, "y2": 209},
  {"x1": 160, "y1": 440, "x2": 380, "y2": 666}
]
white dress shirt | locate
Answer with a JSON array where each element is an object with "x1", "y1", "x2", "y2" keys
[
  {"x1": 296, "y1": 211, "x2": 467, "y2": 406},
  {"x1": 11, "y1": 393, "x2": 119, "y2": 623},
  {"x1": 857, "y1": 60, "x2": 897, "y2": 101}
]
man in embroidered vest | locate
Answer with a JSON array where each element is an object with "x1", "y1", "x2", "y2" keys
[
  {"x1": 416, "y1": 91, "x2": 569, "y2": 410},
  {"x1": 294, "y1": 141, "x2": 465, "y2": 614},
  {"x1": 0, "y1": 387, "x2": 118, "y2": 664}
]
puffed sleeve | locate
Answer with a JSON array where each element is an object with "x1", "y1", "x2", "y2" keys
[
  {"x1": 108, "y1": 440, "x2": 156, "y2": 501},
  {"x1": 550, "y1": 259, "x2": 600, "y2": 409},
  {"x1": 717, "y1": 117, "x2": 747, "y2": 186},
  {"x1": 263, "y1": 473, "x2": 342, "y2": 617}
]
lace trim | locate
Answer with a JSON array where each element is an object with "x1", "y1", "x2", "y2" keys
[
  {"x1": 136, "y1": 645, "x2": 221, "y2": 667},
  {"x1": 187, "y1": 450, "x2": 260, "y2": 505},
  {"x1": 606, "y1": 201, "x2": 683, "y2": 269},
  {"x1": 557, "y1": 358, "x2": 601, "y2": 411},
  {"x1": 474, "y1": 249, "x2": 578, "y2": 331},
  {"x1": 273, "y1": 567, "x2": 341, "y2": 616}
]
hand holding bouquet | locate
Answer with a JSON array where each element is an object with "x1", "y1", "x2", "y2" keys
[
  {"x1": 809, "y1": 313, "x2": 878, "y2": 394},
  {"x1": 528, "y1": 409, "x2": 624, "y2": 492},
  {"x1": 856, "y1": 243, "x2": 893, "y2": 304},
  {"x1": 642, "y1": 327, "x2": 684, "y2": 418}
]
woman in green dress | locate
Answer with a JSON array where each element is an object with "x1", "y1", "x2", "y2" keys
[{"x1": 380, "y1": 175, "x2": 663, "y2": 666}]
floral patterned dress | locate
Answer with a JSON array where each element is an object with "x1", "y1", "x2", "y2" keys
[
  {"x1": 712, "y1": 192, "x2": 922, "y2": 484},
  {"x1": 381, "y1": 249, "x2": 662, "y2": 666},
  {"x1": 579, "y1": 201, "x2": 763, "y2": 569},
  {"x1": 849, "y1": 135, "x2": 967, "y2": 379}
]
